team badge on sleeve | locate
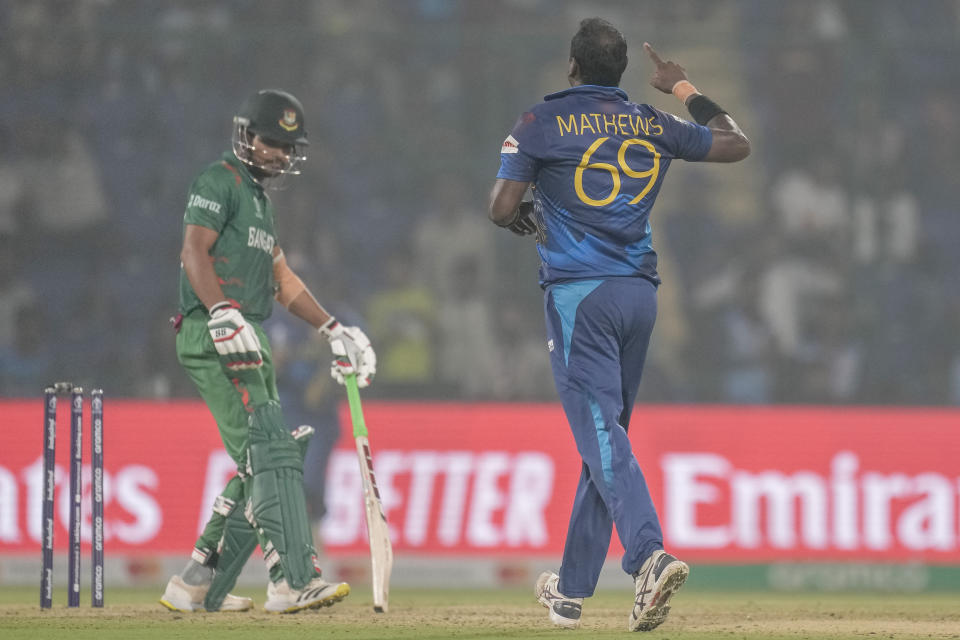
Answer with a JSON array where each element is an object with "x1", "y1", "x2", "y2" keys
[{"x1": 501, "y1": 135, "x2": 519, "y2": 154}]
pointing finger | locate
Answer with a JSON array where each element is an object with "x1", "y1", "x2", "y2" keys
[{"x1": 643, "y1": 42, "x2": 663, "y2": 65}]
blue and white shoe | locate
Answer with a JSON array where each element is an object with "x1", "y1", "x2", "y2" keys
[
  {"x1": 629, "y1": 550, "x2": 689, "y2": 631},
  {"x1": 535, "y1": 571, "x2": 583, "y2": 629}
]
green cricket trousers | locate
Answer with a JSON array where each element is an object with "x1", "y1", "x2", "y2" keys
[{"x1": 176, "y1": 312, "x2": 278, "y2": 554}]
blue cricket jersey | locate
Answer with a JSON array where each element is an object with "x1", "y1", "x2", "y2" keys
[{"x1": 496, "y1": 85, "x2": 712, "y2": 287}]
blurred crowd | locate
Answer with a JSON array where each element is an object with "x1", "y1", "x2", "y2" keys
[{"x1": 1, "y1": 0, "x2": 959, "y2": 406}]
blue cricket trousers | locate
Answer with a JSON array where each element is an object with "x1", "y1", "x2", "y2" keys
[{"x1": 544, "y1": 277, "x2": 663, "y2": 598}]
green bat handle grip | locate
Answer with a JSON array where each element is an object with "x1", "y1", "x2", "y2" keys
[{"x1": 345, "y1": 373, "x2": 368, "y2": 438}]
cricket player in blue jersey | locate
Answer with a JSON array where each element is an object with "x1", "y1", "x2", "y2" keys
[{"x1": 489, "y1": 18, "x2": 749, "y2": 632}]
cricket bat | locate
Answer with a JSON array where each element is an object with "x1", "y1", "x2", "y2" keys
[{"x1": 344, "y1": 373, "x2": 393, "y2": 613}]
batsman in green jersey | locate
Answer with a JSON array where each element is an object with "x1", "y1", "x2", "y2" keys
[{"x1": 159, "y1": 89, "x2": 377, "y2": 614}]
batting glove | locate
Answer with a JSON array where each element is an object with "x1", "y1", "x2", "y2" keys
[
  {"x1": 319, "y1": 318, "x2": 377, "y2": 388},
  {"x1": 207, "y1": 302, "x2": 263, "y2": 370},
  {"x1": 498, "y1": 200, "x2": 537, "y2": 236}
]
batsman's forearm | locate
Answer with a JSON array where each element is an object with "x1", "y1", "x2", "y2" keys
[
  {"x1": 181, "y1": 248, "x2": 228, "y2": 310},
  {"x1": 286, "y1": 288, "x2": 334, "y2": 330}
]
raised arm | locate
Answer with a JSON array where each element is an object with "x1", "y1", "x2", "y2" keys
[{"x1": 644, "y1": 42, "x2": 750, "y2": 163}]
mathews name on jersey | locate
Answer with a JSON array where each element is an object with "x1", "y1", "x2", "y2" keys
[{"x1": 496, "y1": 85, "x2": 712, "y2": 287}]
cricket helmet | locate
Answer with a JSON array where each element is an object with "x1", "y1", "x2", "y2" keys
[{"x1": 232, "y1": 89, "x2": 308, "y2": 185}]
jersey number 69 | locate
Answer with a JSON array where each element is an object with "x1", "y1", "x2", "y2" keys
[{"x1": 574, "y1": 137, "x2": 661, "y2": 207}]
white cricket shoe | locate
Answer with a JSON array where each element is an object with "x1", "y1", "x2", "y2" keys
[
  {"x1": 264, "y1": 577, "x2": 350, "y2": 613},
  {"x1": 535, "y1": 571, "x2": 583, "y2": 629},
  {"x1": 159, "y1": 574, "x2": 254, "y2": 612},
  {"x1": 629, "y1": 550, "x2": 689, "y2": 632}
]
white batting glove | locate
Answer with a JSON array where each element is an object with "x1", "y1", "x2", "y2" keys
[
  {"x1": 208, "y1": 302, "x2": 263, "y2": 370},
  {"x1": 318, "y1": 318, "x2": 377, "y2": 388}
]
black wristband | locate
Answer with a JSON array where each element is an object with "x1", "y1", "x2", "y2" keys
[{"x1": 687, "y1": 94, "x2": 727, "y2": 126}]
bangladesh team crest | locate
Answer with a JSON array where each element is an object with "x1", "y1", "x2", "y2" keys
[{"x1": 279, "y1": 108, "x2": 299, "y2": 132}]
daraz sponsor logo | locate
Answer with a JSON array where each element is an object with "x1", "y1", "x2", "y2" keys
[{"x1": 188, "y1": 193, "x2": 222, "y2": 214}]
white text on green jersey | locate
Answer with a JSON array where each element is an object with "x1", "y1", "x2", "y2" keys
[{"x1": 247, "y1": 227, "x2": 275, "y2": 254}]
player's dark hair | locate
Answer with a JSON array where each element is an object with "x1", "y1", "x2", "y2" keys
[{"x1": 570, "y1": 18, "x2": 628, "y2": 87}]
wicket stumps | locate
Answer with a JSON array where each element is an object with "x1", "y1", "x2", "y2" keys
[
  {"x1": 91, "y1": 389, "x2": 104, "y2": 608},
  {"x1": 40, "y1": 383, "x2": 105, "y2": 609}
]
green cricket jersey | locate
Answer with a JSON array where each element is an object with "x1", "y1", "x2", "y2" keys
[{"x1": 178, "y1": 152, "x2": 278, "y2": 322}]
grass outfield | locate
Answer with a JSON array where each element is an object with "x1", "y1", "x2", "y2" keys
[{"x1": 1, "y1": 586, "x2": 958, "y2": 639}]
